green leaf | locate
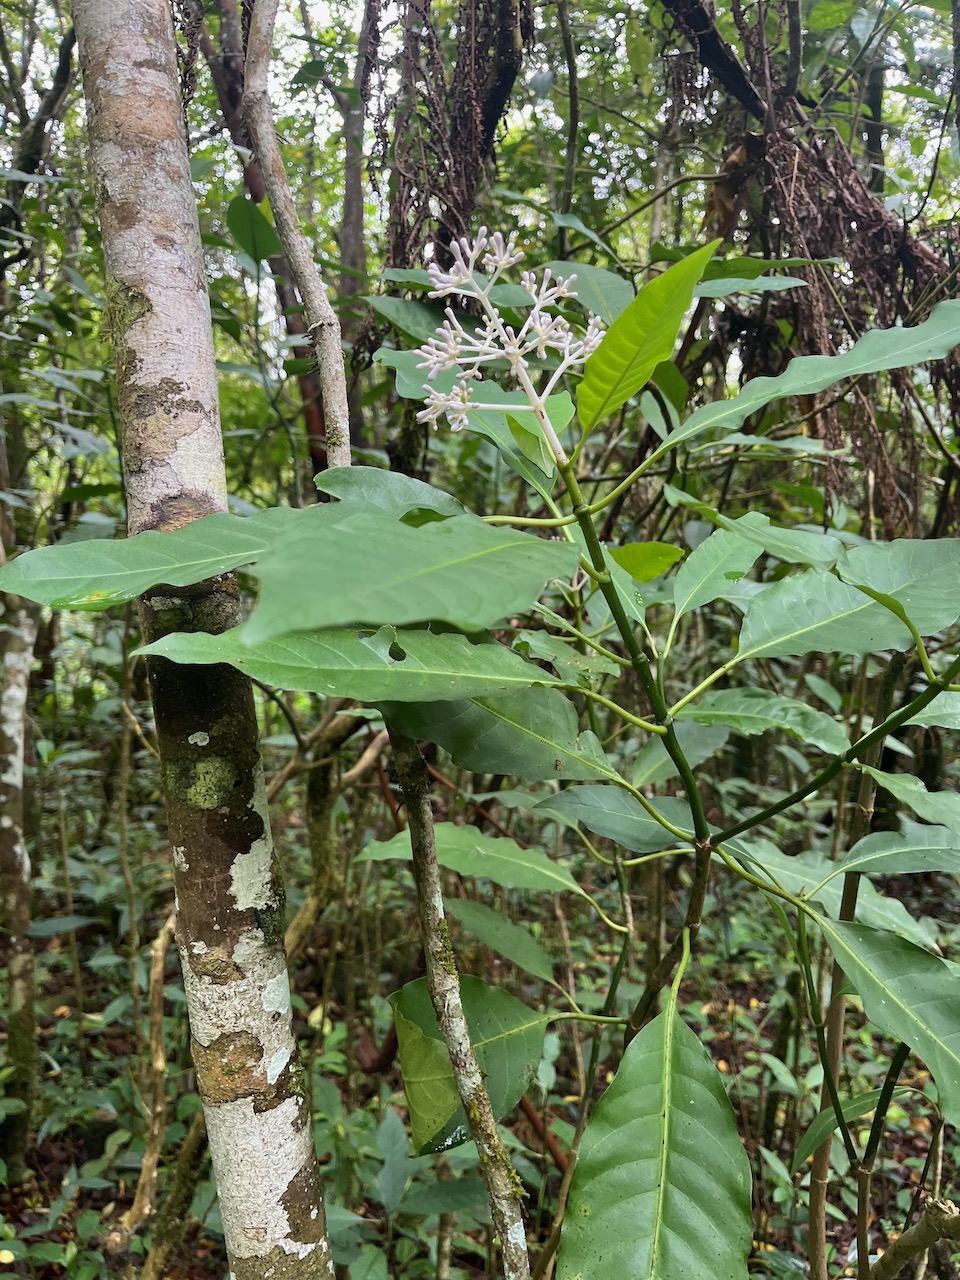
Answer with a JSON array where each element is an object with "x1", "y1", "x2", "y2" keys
[
  {"x1": 445, "y1": 898, "x2": 555, "y2": 981},
  {"x1": 390, "y1": 976, "x2": 550, "y2": 1153},
  {"x1": 137, "y1": 626, "x2": 558, "y2": 702},
  {"x1": 26, "y1": 915, "x2": 98, "y2": 937},
  {"x1": 736, "y1": 571, "x2": 912, "y2": 661},
  {"x1": 314, "y1": 466, "x2": 466, "y2": 518},
  {"x1": 557, "y1": 990, "x2": 751, "y2": 1278},
  {"x1": 535, "y1": 786, "x2": 693, "y2": 852},
  {"x1": 374, "y1": 347, "x2": 454, "y2": 400},
  {"x1": 839, "y1": 540, "x2": 960, "y2": 636},
  {"x1": 400, "y1": 1177, "x2": 488, "y2": 1216},
  {"x1": 724, "y1": 513, "x2": 844, "y2": 569},
  {"x1": 542, "y1": 261, "x2": 635, "y2": 323},
  {"x1": 550, "y1": 211, "x2": 615, "y2": 256},
  {"x1": 791, "y1": 1087, "x2": 913, "y2": 1174},
  {"x1": 507, "y1": 413, "x2": 556, "y2": 475},
  {"x1": 664, "y1": 494, "x2": 846, "y2": 570},
  {"x1": 363, "y1": 821, "x2": 586, "y2": 898},
  {"x1": 807, "y1": 0, "x2": 856, "y2": 27},
  {"x1": 857, "y1": 766, "x2": 960, "y2": 832},
  {"x1": 226, "y1": 195, "x2": 282, "y2": 261},
  {"x1": 630, "y1": 722, "x2": 729, "y2": 788},
  {"x1": 578, "y1": 242, "x2": 719, "y2": 430},
  {"x1": 671, "y1": 528, "x2": 762, "y2": 621},
  {"x1": 611, "y1": 541, "x2": 684, "y2": 582},
  {"x1": 365, "y1": 295, "x2": 451, "y2": 343},
  {"x1": 245, "y1": 512, "x2": 578, "y2": 642},
  {"x1": 838, "y1": 825, "x2": 960, "y2": 878},
  {"x1": 381, "y1": 267, "x2": 432, "y2": 288},
  {"x1": 383, "y1": 686, "x2": 616, "y2": 782},
  {"x1": 694, "y1": 276, "x2": 807, "y2": 298},
  {"x1": 0, "y1": 507, "x2": 305, "y2": 610},
  {"x1": 815, "y1": 918, "x2": 960, "y2": 1127},
  {"x1": 515, "y1": 629, "x2": 619, "y2": 684},
  {"x1": 736, "y1": 839, "x2": 938, "y2": 949},
  {"x1": 465, "y1": 386, "x2": 572, "y2": 479},
  {"x1": 391, "y1": 1003, "x2": 461, "y2": 1153},
  {"x1": 653, "y1": 300, "x2": 960, "y2": 461},
  {"x1": 907, "y1": 691, "x2": 960, "y2": 729},
  {"x1": 676, "y1": 688, "x2": 849, "y2": 755}
]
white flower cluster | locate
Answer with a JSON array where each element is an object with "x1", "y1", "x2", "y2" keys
[{"x1": 413, "y1": 228, "x2": 604, "y2": 452}]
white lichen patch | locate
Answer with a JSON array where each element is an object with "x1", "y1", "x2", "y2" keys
[
  {"x1": 202, "y1": 1094, "x2": 317, "y2": 1260},
  {"x1": 190, "y1": 940, "x2": 208, "y2": 956},
  {"x1": 0, "y1": 620, "x2": 36, "y2": 792},
  {"x1": 266, "y1": 1046, "x2": 291, "y2": 1084},
  {"x1": 188, "y1": 731, "x2": 210, "y2": 746},
  {"x1": 228, "y1": 763, "x2": 278, "y2": 912},
  {"x1": 172, "y1": 845, "x2": 189, "y2": 871},
  {"x1": 262, "y1": 971, "x2": 291, "y2": 1017},
  {"x1": 181, "y1": 927, "x2": 296, "y2": 1091}
]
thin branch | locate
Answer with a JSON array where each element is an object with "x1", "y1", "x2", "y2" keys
[
  {"x1": 387, "y1": 728, "x2": 531, "y2": 1280},
  {"x1": 242, "y1": 0, "x2": 351, "y2": 468},
  {"x1": 870, "y1": 1199, "x2": 960, "y2": 1280}
]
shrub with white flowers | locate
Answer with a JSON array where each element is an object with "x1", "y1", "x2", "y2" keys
[{"x1": 414, "y1": 228, "x2": 604, "y2": 462}]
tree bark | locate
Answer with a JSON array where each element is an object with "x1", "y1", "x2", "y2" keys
[
  {"x1": 0, "y1": 589, "x2": 39, "y2": 1183},
  {"x1": 72, "y1": 3, "x2": 333, "y2": 1274},
  {"x1": 0, "y1": 378, "x2": 39, "y2": 1184}
]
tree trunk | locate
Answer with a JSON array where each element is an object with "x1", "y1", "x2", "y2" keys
[
  {"x1": 72, "y1": 3, "x2": 333, "y2": 1275},
  {"x1": 0, "y1": 386, "x2": 39, "y2": 1185},
  {"x1": 0, "y1": 588, "x2": 39, "y2": 1184}
]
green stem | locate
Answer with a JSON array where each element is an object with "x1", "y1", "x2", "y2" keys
[
  {"x1": 715, "y1": 651, "x2": 960, "y2": 843},
  {"x1": 797, "y1": 913, "x2": 859, "y2": 1166},
  {"x1": 558, "y1": 461, "x2": 711, "y2": 844},
  {"x1": 862, "y1": 1042, "x2": 910, "y2": 1170}
]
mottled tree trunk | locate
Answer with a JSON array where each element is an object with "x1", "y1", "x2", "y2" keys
[
  {"x1": 0, "y1": 588, "x2": 39, "y2": 1184},
  {"x1": 72, "y1": 3, "x2": 333, "y2": 1275}
]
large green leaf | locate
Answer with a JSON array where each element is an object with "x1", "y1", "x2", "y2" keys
[
  {"x1": 365, "y1": 295, "x2": 451, "y2": 343},
  {"x1": 652, "y1": 299, "x2": 960, "y2": 460},
  {"x1": 671, "y1": 527, "x2": 761, "y2": 621},
  {"x1": 907, "y1": 690, "x2": 960, "y2": 729},
  {"x1": 630, "y1": 722, "x2": 729, "y2": 788},
  {"x1": 542, "y1": 260, "x2": 635, "y2": 323},
  {"x1": 362, "y1": 821, "x2": 585, "y2": 898},
  {"x1": 0, "y1": 506, "x2": 306, "y2": 610},
  {"x1": 464, "y1": 385, "x2": 571, "y2": 498},
  {"x1": 723, "y1": 512, "x2": 845, "y2": 569},
  {"x1": 226, "y1": 194, "x2": 282, "y2": 261},
  {"x1": 245, "y1": 511, "x2": 577, "y2": 642},
  {"x1": 137, "y1": 626, "x2": 557, "y2": 702},
  {"x1": 535, "y1": 786, "x2": 693, "y2": 852},
  {"x1": 557, "y1": 986, "x2": 752, "y2": 1278},
  {"x1": 791, "y1": 1086, "x2": 913, "y2": 1174},
  {"x1": 578, "y1": 242, "x2": 718, "y2": 430},
  {"x1": 611, "y1": 541, "x2": 684, "y2": 582},
  {"x1": 374, "y1": 347, "x2": 455, "y2": 399},
  {"x1": 382, "y1": 686, "x2": 616, "y2": 781},
  {"x1": 735, "y1": 839, "x2": 938, "y2": 949},
  {"x1": 836, "y1": 824, "x2": 960, "y2": 878},
  {"x1": 390, "y1": 976, "x2": 550, "y2": 1153},
  {"x1": 857, "y1": 766, "x2": 960, "y2": 832},
  {"x1": 815, "y1": 918, "x2": 960, "y2": 1127},
  {"x1": 445, "y1": 898, "x2": 555, "y2": 982},
  {"x1": 314, "y1": 466, "x2": 466, "y2": 518},
  {"x1": 839, "y1": 539, "x2": 960, "y2": 635},
  {"x1": 676, "y1": 688, "x2": 849, "y2": 755},
  {"x1": 736, "y1": 571, "x2": 912, "y2": 660},
  {"x1": 663, "y1": 491, "x2": 846, "y2": 570}
]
